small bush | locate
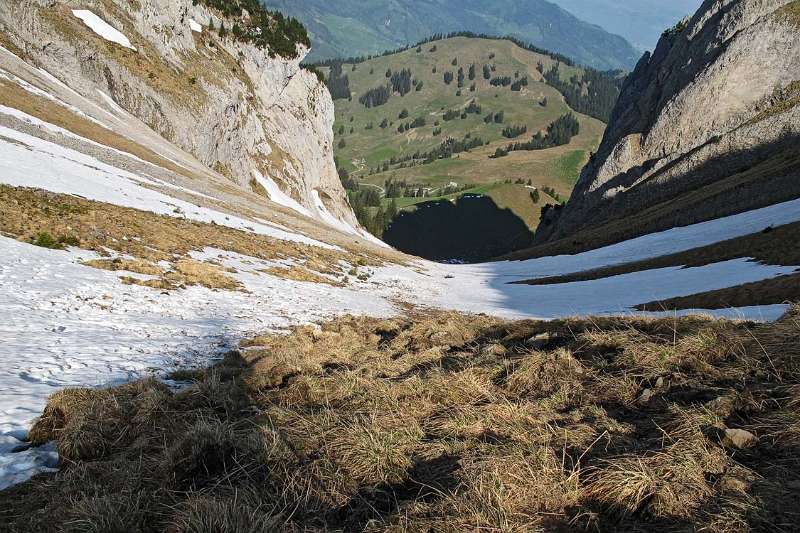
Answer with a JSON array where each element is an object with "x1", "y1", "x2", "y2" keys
[{"x1": 31, "y1": 231, "x2": 80, "y2": 249}]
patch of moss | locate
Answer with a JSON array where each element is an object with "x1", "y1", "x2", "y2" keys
[
  {"x1": 748, "y1": 80, "x2": 800, "y2": 125},
  {"x1": 780, "y1": 0, "x2": 800, "y2": 26}
]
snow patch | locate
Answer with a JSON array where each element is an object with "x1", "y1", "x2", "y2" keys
[
  {"x1": 72, "y1": 10, "x2": 136, "y2": 51},
  {"x1": 0, "y1": 237, "x2": 393, "y2": 488},
  {"x1": 311, "y1": 190, "x2": 391, "y2": 248},
  {"x1": 189, "y1": 19, "x2": 203, "y2": 33},
  {"x1": 0, "y1": 126, "x2": 338, "y2": 249},
  {"x1": 252, "y1": 171, "x2": 313, "y2": 218}
]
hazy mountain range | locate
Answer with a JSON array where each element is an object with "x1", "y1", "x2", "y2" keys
[
  {"x1": 551, "y1": 0, "x2": 704, "y2": 51},
  {"x1": 267, "y1": 0, "x2": 642, "y2": 70}
]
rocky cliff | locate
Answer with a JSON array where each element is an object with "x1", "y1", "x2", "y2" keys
[
  {"x1": 0, "y1": 0, "x2": 358, "y2": 227},
  {"x1": 536, "y1": 0, "x2": 800, "y2": 247}
]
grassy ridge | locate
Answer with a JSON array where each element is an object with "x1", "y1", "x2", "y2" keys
[{"x1": 326, "y1": 36, "x2": 605, "y2": 228}]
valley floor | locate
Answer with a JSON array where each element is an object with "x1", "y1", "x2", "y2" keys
[{"x1": 1, "y1": 37, "x2": 799, "y2": 497}]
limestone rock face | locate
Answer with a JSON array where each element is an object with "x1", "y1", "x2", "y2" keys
[
  {"x1": 0, "y1": 0, "x2": 357, "y2": 227},
  {"x1": 537, "y1": 0, "x2": 800, "y2": 244}
]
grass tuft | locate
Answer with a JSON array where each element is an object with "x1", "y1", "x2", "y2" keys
[{"x1": 5, "y1": 308, "x2": 800, "y2": 530}]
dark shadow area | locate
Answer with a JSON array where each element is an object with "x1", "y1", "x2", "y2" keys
[
  {"x1": 383, "y1": 194, "x2": 534, "y2": 262},
  {"x1": 329, "y1": 454, "x2": 461, "y2": 532},
  {"x1": 533, "y1": 134, "x2": 800, "y2": 251}
]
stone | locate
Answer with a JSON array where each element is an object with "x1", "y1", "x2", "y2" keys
[
  {"x1": 639, "y1": 388, "x2": 653, "y2": 403},
  {"x1": 481, "y1": 343, "x2": 507, "y2": 356},
  {"x1": 526, "y1": 333, "x2": 551, "y2": 349},
  {"x1": 723, "y1": 428, "x2": 758, "y2": 449}
]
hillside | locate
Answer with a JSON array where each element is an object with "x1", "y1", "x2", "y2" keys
[
  {"x1": 1, "y1": 0, "x2": 800, "y2": 527},
  {"x1": 322, "y1": 36, "x2": 612, "y2": 245},
  {"x1": 533, "y1": 0, "x2": 800, "y2": 251},
  {"x1": 268, "y1": 0, "x2": 641, "y2": 70}
]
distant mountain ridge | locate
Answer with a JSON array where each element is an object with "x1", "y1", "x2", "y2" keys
[
  {"x1": 266, "y1": 0, "x2": 641, "y2": 70},
  {"x1": 551, "y1": 0, "x2": 703, "y2": 51}
]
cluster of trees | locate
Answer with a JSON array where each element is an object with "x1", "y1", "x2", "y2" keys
[
  {"x1": 396, "y1": 116, "x2": 426, "y2": 132},
  {"x1": 484, "y1": 111, "x2": 505, "y2": 124},
  {"x1": 491, "y1": 113, "x2": 579, "y2": 158},
  {"x1": 390, "y1": 68, "x2": 414, "y2": 96},
  {"x1": 358, "y1": 85, "x2": 391, "y2": 108},
  {"x1": 542, "y1": 186, "x2": 562, "y2": 202},
  {"x1": 197, "y1": 0, "x2": 309, "y2": 58},
  {"x1": 502, "y1": 124, "x2": 528, "y2": 138},
  {"x1": 442, "y1": 100, "x2": 482, "y2": 122},
  {"x1": 325, "y1": 63, "x2": 350, "y2": 100},
  {"x1": 465, "y1": 100, "x2": 482, "y2": 114},
  {"x1": 542, "y1": 65, "x2": 622, "y2": 122},
  {"x1": 335, "y1": 159, "x2": 358, "y2": 191},
  {"x1": 510, "y1": 77, "x2": 529, "y2": 91},
  {"x1": 444, "y1": 71, "x2": 454, "y2": 85},
  {"x1": 490, "y1": 76, "x2": 512, "y2": 87},
  {"x1": 371, "y1": 134, "x2": 487, "y2": 173},
  {"x1": 384, "y1": 178, "x2": 411, "y2": 198},
  {"x1": 420, "y1": 135, "x2": 486, "y2": 162},
  {"x1": 348, "y1": 190, "x2": 399, "y2": 238},
  {"x1": 443, "y1": 109, "x2": 461, "y2": 121},
  {"x1": 384, "y1": 178, "x2": 442, "y2": 199}
]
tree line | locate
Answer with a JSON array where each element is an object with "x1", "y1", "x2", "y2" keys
[
  {"x1": 491, "y1": 113, "x2": 580, "y2": 158},
  {"x1": 541, "y1": 64, "x2": 622, "y2": 122},
  {"x1": 196, "y1": 0, "x2": 309, "y2": 58},
  {"x1": 306, "y1": 31, "x2": 577, "y2": 70}
]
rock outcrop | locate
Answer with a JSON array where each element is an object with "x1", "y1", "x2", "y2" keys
[
  {"x1": 536, "y1": 0, "x2": 800, "y2": 246},
  {"x1": 0, "y1": 0, "x2": 358, "y2": 227}
]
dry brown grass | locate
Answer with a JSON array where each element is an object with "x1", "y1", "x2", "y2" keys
[
  {"x1": 0, "y1": 186, "x2": 377, "y2": 291},
  {"x1": 0, "y1": 30, "x2": 26, "y2": 60},
  {"x1": 515, "y1": 221, "x2": 800, "y2": 287},
  {"x1": 637, "y1": 272, "x2": 800, "y2": 312},
  {"x1": 260, "y1": 265, "x2": 343, "y2": 286},
  {"x1": 3, "y1": 308, "x2": 800, "y2": 531}
]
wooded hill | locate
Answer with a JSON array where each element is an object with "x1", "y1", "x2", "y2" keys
[{"x1": 318, "y1": 35, "x2": 616, "y2": 238}]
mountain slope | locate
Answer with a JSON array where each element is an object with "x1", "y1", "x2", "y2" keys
[
  {"x1": 0, "y1": 0, "x2": 361, "y2": 228},
  {"x1": 533, "y1": 0, "x2": 800, "y2": 250},
  {"x1": 325, "y1": 36, "x2": 608, "y2": 238},
  {"x1": 552, "y1": 0, "x2": 703, "y2": 51},
  {"x1": 267, "y1": 0, "x2": 641, "y2": 70}
]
